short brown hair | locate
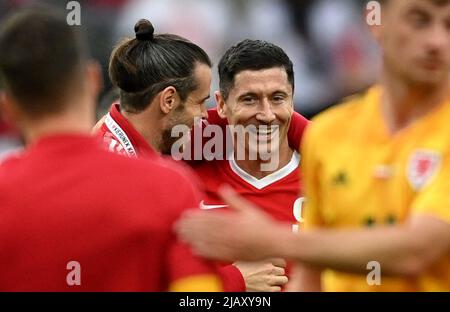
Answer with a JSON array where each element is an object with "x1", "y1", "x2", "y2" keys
[{"x1": 0, "y1": 6, "x2": 88, "y2": 117}]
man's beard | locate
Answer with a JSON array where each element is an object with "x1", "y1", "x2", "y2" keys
[{"x1": 161, "y1": 126, "x2": 179, "y2": 155}]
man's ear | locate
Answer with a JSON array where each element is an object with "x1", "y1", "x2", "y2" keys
[
  {"x1": 0, "y1": 91, "x2": 22, "y2": 127},
  {"x1": 85, "y1": 61, "x2": 103, "y2": 102},
  {"x1": 215, "y1": 91, "x2": 228, "y2": 119},
  {"x1": 159, "y1": 86, "x2": 179, "y2": 115}
]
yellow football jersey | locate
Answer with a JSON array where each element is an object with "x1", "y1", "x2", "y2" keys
[{"x1": 302, "y1": 85, "x2": 450, "y2": 292}]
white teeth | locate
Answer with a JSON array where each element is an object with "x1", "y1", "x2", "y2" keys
[{"x1": 245, "y1": 126, "x2": 280, "y2": 143}]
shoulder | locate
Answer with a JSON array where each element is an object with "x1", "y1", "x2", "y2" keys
[{"x1": 307, "y1": 87, "x2": 375, "y2": 139}]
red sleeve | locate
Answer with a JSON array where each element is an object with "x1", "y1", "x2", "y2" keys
[
  {"x1": 167, "y1": 172, "x2": 220, "y2": 286},
  {"x1": 288, "y1": 111, "x2": 310, "y2": 152},
  {"x1": 167, "y1": 239, "x2": 219, "y2": 286},
  {"x1": 218, "y1": 264, "x2": 246, "y2": 292}
]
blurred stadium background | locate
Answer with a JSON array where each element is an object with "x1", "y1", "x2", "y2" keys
[{"x1": 0, "y1": 0, "x2": 380, "y2": 157}]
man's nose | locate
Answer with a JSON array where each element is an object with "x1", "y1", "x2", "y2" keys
[
  {"x1": 256, "y1": 99, "x2": 276, "y2": 123},
  {"x1": 425, "y1": 24, "x2": 449, "y2": 55}
]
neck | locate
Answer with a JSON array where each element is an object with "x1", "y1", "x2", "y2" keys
[
  {"x1": 122, "y1": 108, "x2": 163, "y2": 152},
  {"x1": 380, "y1": 70, "x2": 450, "y2": 134},
  {"x1": 234, "y1": 139, "x2": 294, "y2": 179},
  {"x1": 21, "y1": 102, "x2": 95, "y2": 145}
]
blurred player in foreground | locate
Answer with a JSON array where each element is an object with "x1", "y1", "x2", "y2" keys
[
  {"x1": 0, "y1": 7, "x2": 221, "y2": 292},
  {"x1": 177, "y1": 0, "x2": 450, "y2": 292}
]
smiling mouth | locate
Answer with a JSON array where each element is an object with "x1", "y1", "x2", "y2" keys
[{"x1": 247, "y1": 125, "x2": 280, "y2": 141}]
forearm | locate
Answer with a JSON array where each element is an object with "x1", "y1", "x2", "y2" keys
[
  {"x1": 287, "y1": 264, "x2": 322, "y2": 292},
  {"x1": 271, "y1": 225, "x2": 430, "y2": 277}
]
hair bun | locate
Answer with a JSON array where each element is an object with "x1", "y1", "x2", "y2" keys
[{"x1": 134, "y1": 19, "x2": 154, "y2": 41}]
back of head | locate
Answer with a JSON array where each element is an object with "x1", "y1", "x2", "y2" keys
[
  {"x1": 0, "y1": 5, "x2": 88, "y2": 118},
  {"x1": 218, "y1": 39, "x2": 295, "y2": 100},
  {"x1": 109, "y1": 19, "x2": 212, "y2": 113}
]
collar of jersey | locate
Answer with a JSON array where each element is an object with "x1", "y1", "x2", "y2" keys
[
  {"x1": 228, "y1": 150, "x2": 300, "y2": 190},
  {"x1": 109, "y1": 104, "x2": 158, "y2": 158}
]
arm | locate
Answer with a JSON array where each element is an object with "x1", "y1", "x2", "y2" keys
[
  {"x1": 231, "y1": 260, "x2": 288, "y2": 292},
  {"x1": 168, "y1": 239, "x2": 223, "y2": 292},
  {"x1": 287, "y1": 264, "x2": 322, "y2": 292},
  {"x1": 287, "y1": 111, "x2": 310, "y2": 151},
  {"x1": 273, "y1": 215, "x2": 450, "y2": 277},
  {"x1": 176, "y1": 188, "x2": 450, "y2": 279},
  {"x1": 168, "y1": 175, "x2": 223, "y2": 292}
]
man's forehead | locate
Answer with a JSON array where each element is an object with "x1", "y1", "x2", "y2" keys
[{"x1": 232, "y1": 67, "x2": 291, "y2": 93}]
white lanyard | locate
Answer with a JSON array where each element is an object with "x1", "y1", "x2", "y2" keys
[{"x1": 104, "y1": 113, "x2": 137, "y2": 157}]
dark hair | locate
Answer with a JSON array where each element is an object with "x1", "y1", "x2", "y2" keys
[
  {"x1": 0, "y1": 6, "x2": 88, "y2": 117},
  {"x1": 218, "y1": 39, "x2": 295, "y2": 100},
  {"x1": 109, "y1": 19, "x2": 212, "y2": 113}
]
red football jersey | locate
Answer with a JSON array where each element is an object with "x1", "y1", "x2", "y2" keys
[
  {"x1": 98, "y1": 104, "x2": 159, "y2": 159},
  {"x1": 192, "y1": 151, "x2": 303, "y2": 228},
  {"x1": 0, "y1": 135, "x2": 220, "y2": 291},
  {"x1": 190, "y1": 151, "x2": 304, "y2": 291}
]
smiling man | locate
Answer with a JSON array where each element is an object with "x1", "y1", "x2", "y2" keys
[{"x1": 190, "y1": 40, "x2": 306, "y2": 292}]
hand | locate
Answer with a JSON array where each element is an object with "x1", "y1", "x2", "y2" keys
[
  {"x1": 176, "y1": 186, "x2": 293, "y2": 262},
  {"x1": 234, "y1": 259, "x2": 288, "y2": 292},
  {"x1": 92, "y1": 114, "x2": 107, "y2": 133}
]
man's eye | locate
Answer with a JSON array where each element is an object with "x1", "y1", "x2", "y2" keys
[
  {"x1": 272, "y1": 96, "x2": 285, "y2": 103},
  {"x1": 446, "y1": 19, "x2": 450, "y2": 31},
  {"x1": 409, "y1": 13, "x2": 430, "y2": 28},
  {"x1": 242, "y1": 97, "x2": 255, "y2": 103}
]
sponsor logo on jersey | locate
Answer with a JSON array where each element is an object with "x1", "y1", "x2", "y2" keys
[{"x1": 199, "y1": 200, "x2": 228, "y2": 210}]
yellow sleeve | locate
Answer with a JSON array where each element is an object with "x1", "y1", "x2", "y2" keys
[
  {"x1": 301, "y1": 122, "x2": 325, "y2": 230},
  {"x1": 169, "y1": 275, "x2": 223, "y2": 292},
  {"x1": 411, "y1": 155, "x2": 450, "y2": 225}
]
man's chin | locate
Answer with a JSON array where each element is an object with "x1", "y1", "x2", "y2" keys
[
  {"x1": 407, "y1": 69, "x2": 449, "y2": 87},
  {"x1": 246, "y1": 143, "x2": 280, "y2": 159}
]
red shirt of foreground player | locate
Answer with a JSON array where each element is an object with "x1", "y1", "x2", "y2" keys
[{"x1": 0, "y1": 135, "x2": 220, "y2": 291}]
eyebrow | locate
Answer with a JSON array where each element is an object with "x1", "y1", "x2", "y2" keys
[
  {"x1": 200, "y1": 94, "x2": 210, "y2": 103},
  {"x1": 272, "y1": 91, "x2": 289, "y2": 96},
  {"x1": 238, "y1": 92, "x2": 258, "y2": 99},
  {"x1": 237, "y1": 90, "x2": 290, "y2": 99}
]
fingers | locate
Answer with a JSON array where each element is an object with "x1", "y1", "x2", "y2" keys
[
  {"x1": 269, "y1": 258, "x2": 287, "y2": 268},
  {"x1": 272, "y1": 266, "x2": 286, "y2": 277},
  {"x1": 268, "y1": 286, "x2": 282, "y2": 292},
  {"x1": 269, "y1": 276, "x2": 289, "y2": 287},
  {"x1": 175, "y1": 210, "x2": 229, "y2": 244},
  {"x1": 92, "y1": 115, "x2": 107, "y2": 133},
  {"x1": 191, "y1": 242, "x2": 237, "y2": 262},
  {"x1": 218, "y1": 185, "x2": 260, "y2": 214}
]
